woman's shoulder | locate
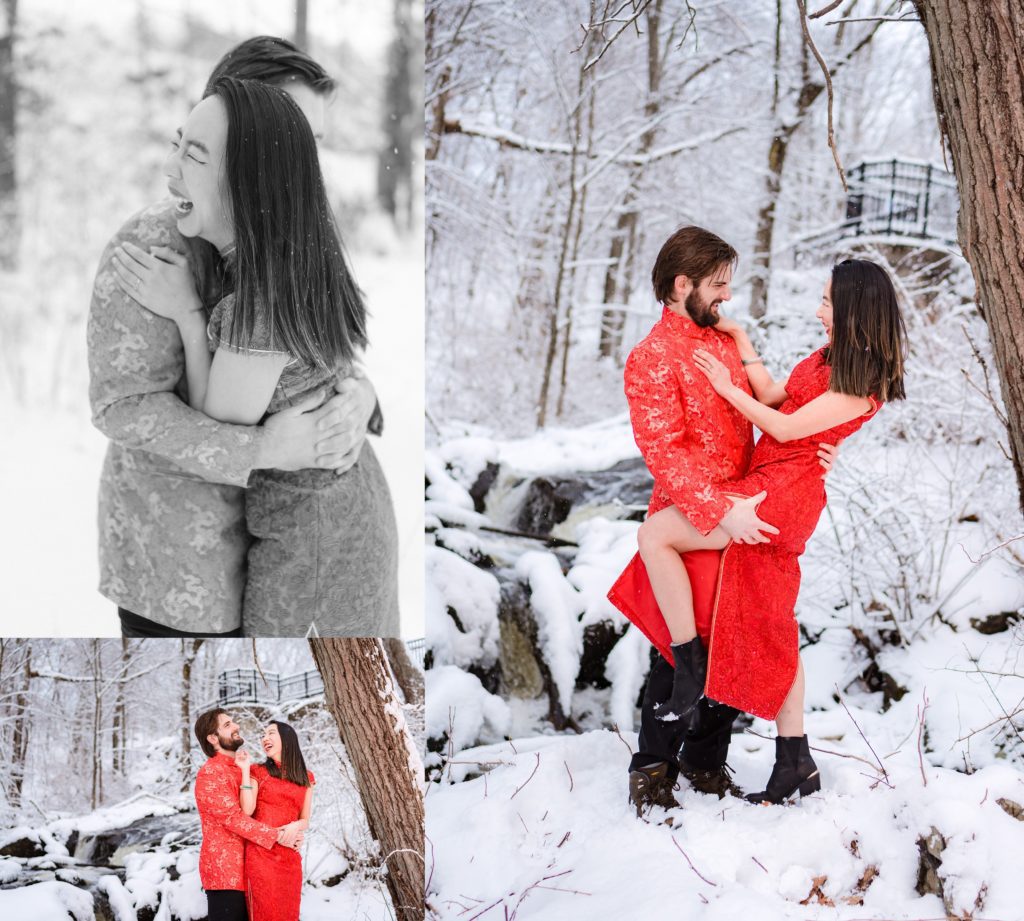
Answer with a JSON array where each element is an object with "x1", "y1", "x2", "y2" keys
[
  {"x1": 208, "y1": 293, "x2": 289, "y2": 358},
  {"x1": 250, "y1": 761, "x2": 271, "y2": 781},
  {"x1": 307, "y1": 770, "x2": 315, "y2": 787}
]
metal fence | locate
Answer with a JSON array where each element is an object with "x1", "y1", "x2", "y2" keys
[
  {"x1": 213, "y1": 638, "x2": 426, "y2": 707},
  {"x1": 842, "y1": 159, "x2": 958, "y2": 245}
]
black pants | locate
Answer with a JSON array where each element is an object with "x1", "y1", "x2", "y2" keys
[
  {"x1": 118, "y1": 608, "x2": 243, "y2": 639},
  {"x1": 205, "y1": 890, "x2": 248, "y2": 921},
  {"x1": 629, "y1": 651, "x2": 740, "y2": 777}
]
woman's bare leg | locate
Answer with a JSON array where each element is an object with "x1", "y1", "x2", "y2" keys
[
  {"x1": 637, "y1": 505, "x2": 729, "y2": 644},
  {"x1": 775, "y1": 656, "x2": 805, "y2": 737}
]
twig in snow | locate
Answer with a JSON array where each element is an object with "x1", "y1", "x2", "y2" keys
[
  {"x1": 425, "y1": 834, "x2": 436, "y2": 896},
  {"x1": 516, "y1": 812, "x2": 529, "y2": 834},
  {"x1": 961, "y1": 643, "x2": 1024, "y2": 747},
  {"x1": 671, "y1": 836, "x2": 717, "y2": 887},
  {"x1": 510, "y1": 752, "x2": 541, "y2": 800},
  {"x1": 611, "y1": 723, "x2": 635, "y2": 755},
  {"x1": 564, "y1": 760, "x2": 574, "y2": 792},
  {"x1": 917, "y1": 689, "x2": 930, "y2": 786},
  {"x1": 835, "y1": 686, "x2": 893, "y2": 788},
  {"x1": 745, "y1": 727, "x2": 882, "y2": 774},
  {"x1": 752, "y1": 856, "x2": 769, "y2": 873},
  {"x1": 557, "y1": 831, "x2": 571, "y2": 848}
]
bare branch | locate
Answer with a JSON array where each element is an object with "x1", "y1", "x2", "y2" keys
[{"x1": 797, "y1": 0, "x2": 847, "y2": 191}]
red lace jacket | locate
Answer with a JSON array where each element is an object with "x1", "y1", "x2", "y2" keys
[
  {"x1": 624, "y1": 306, "x2": 754, "y2": 532},
  {"x1": 608, "y1": 306, "x2": 755, "y2": 648},
  {"x1": 194, "y1": 752, "x2": 278, "y2": 891}
]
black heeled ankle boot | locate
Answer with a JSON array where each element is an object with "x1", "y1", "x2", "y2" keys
[
  {"x1": 746, "y1": 735, "x2": 821, "y2": 805},
  {"x1": 653, "y1": 637, "x2": 707, "y2": 728}
]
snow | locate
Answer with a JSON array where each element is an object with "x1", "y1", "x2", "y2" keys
[
  {"x1": 514, "y1": 551, "x2": 584, "y2": 714},
  {"x1": 426, "y1": 728, "x2": 1024, "y2": 920},
  {"x1": 97, "y1": 874, "x2": 136, "y2": 921},
  {"x1": 425, "y1": 546, "x2": 502, "y2": 669},
  {"x1": 425, "y1": 666, "x2": 511, "y2": 776},
  {"x1": 0, "y1": 880, "x2": 96, "y2": 921}
]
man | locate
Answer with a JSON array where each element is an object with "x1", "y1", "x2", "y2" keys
[
  {"x1": 193, "y1": 708, "x2": 299, "y2": 921},
  {"x1": 608, "y1": 225, "x2": 838, "y2": 813},
  {"x1": 88, "y1": 37, "x2": 381, "y2": 636}
]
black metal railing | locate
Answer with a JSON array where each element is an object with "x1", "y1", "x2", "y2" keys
[
  {"x1": 212, "y1": 638, "x2": 426, "y2": 707},
  {"x1": 842, "y1": 159, "x2": 958, "y2": 244},
  {"x1": 793, "y1": 159, "x2": 959, "y2": 258}
]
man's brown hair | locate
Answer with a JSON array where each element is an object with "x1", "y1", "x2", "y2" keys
[
  {"x1": 651, "y1": 225, "x2": 737, "y2": 304},
  {"x1": 194, "y1": 708, "x2": 228, "y2": 758}
]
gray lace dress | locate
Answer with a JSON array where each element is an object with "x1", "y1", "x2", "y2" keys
[{"x1": 207, "y1": 293, "x2": 399, "y2": 637}]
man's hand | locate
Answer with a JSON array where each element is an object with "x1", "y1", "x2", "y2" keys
[
  {"x1": 259, "y1": 379, "x2": 373, "y2": 474},
  {"x1": 818, "y1": 440, "x2": 842, "y2": 479},
  {"x1": 718, "y1": 491, "x2": 779, "y2": 545},
  {"x1": 276, "y1": 822, "x2": 303, "y2": 849}
]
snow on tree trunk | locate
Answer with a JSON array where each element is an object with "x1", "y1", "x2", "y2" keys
[
  {"x1": 180, "y1": 640, "x2": 202, "y2": 792},
  {"x1": 309, "y1": 638, "x2": 424, "y2": 921},
  {"x1": 913, "y1": 0, "x2": 1024, "y2": 511}
]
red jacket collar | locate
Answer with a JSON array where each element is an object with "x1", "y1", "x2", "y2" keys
[
  {"x1": 659, "y1": 304, "x2": 719, "y2": 341},
  {"x1": 211, "y1": 751, "x2": 238, "y2": 768}
]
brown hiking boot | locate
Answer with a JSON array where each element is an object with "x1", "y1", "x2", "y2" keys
[
  {"x1": 680, "y1": 761, "x2": 743, "y2": 799},
  {"x1": 628, "y1": 761, "x2": 678, "y2": 817}
]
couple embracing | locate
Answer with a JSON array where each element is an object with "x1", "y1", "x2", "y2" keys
[
  {"x1": 609, "y1": 225, "x2": 907, "y2": 810},
  {"x1": 193, "y1": 708, "x2": 314, "y2": 921},
  {"x1": 88, "y1": 36, "x2": 398, "y2": 638}
]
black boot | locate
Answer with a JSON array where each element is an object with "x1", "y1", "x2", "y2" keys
[
  {"x1": 653, "y1": 637, "x2": 707, "y2": 728},
  {"x1": 628, "y1": 761, "x2": 678, "y2": 817},
  {"x1": 746, "y1": 735, "x2": 821, "y2": 805}
]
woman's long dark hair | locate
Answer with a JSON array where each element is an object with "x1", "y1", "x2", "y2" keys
[
  {"x1": 825, "y1": 259, "x2": 907, "y2": 403},
  {"x1": 212, "y1": 76, "x2": 367, "y2": 372},
  {"x1": 264, "y1": 720, "x2": 311, "y2": 787}
]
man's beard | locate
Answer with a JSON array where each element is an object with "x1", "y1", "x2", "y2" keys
[
  {"x1": 218, "y1": 732, "x2": 244, "y2": 752},
  {"x1": 685, "y1": 287, "x2": 721, "y2": 328}
]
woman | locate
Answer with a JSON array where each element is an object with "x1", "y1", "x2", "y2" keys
[
  {"x1": 237, "y1": 722, "x2": 314, "y2": 921},
  {"x1": 610, "y1": 259, "x2": 907, "y2": 803},
  {"x1": 110, "y1": 76, "x2": 399, "y2": 636}
]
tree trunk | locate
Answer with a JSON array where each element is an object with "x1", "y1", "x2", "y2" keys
[
  {"x1": 181, "y1": 640, "x2": 203, "y2": 792},
  {"x1": 913, "y1": 0, "x2": 1024, "y2": 510},
  {"x1": 9, "y1": 643, "x2": 30, "y2": 809},
  {"x1": 293, "y1": 0, "x2": 309, "y2": 51},
  {"x1": 598, "y1": 0, "x2": 664, "y2": 358},
  {"x1": 379, "y1": 0, "x2": 417, "y2": 231},
  {"x1": 0, "y1": 0, "x2": 18, "y2": 270},
  {"x1": 383, "y1": 638, "x2": 424, "y2": 707},
  {"x1": 309, "y1": 638, "x2": 424, "y2": 921}
]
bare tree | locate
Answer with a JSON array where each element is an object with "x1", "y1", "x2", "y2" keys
[
  {"x1": 912, "y1": 0, "x2": 1024, "y2": 511},
  {"x1": 294, "y1": 0, "x2": 309, "y2": 51},
  {"x1": 0, "y1": 0, "x2": 17, "y2": 269},
  {"x1": 181, "y1": 639, "x2": 203, "y2": 791},
  {"x1": 383, "y1": 638, "x2": 424, "y2": 707},
  {"x1": 748, "y1": 0, "x2": 885, "y2": 318},
  {"x1": 309, "y1": 638, "x2": 424, "y2": 921},
  {"x1": 379, "y1": 0, "x2": 420, "y2": 233}
]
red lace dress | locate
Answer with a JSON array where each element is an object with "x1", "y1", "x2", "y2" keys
[
  {"x1": 612, "y1": 347, "x2": 880, "y2": 720},
  {"x1": 244, "y1": 763, "x2": 314, "y2": 921}
]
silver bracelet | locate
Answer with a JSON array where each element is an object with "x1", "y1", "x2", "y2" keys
[{"x1": 741, "y1": 357, "x2": 763, "y2": 366}]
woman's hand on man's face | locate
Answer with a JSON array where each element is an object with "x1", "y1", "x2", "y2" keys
[{"x1": 112, "y1": 242, "x2": 203, "y2": 325}]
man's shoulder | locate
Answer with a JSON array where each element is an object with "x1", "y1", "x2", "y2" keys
[
  {"x1": 105, "y1": 200, "x2": 187, "y2": 253},
  {"x1": 195, "y1": 757, "x2": 222, "y2": 781},
  {"x1": 626, "y1": 323, "x2": 675, "y2": 373}
]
